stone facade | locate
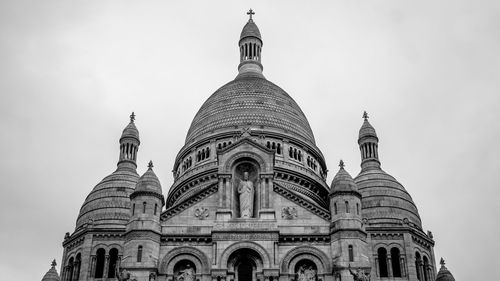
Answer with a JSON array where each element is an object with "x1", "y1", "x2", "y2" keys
[{"x1": 59, "y1": 12, "x2": 437, "y2": 281}]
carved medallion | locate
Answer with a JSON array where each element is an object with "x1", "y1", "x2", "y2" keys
[
  {"x1": 281, "y1": 206, "x2": 298, "y2": 219},
  {"x1": 194, "y1": 207, "x2": 209, "y2": 220}
]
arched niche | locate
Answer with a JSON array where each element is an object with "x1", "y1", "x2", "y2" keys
[
  {"x1": 220, "y1": 241, "x2": 271, "y2": 270},
  {"x1": 280, "y1": 246, "x2": 331, "y2": 275},
  {"x1": 232, "y1": 158, "x2": 260, "y2": 218},
  {"x1": 160, "y1": 247, "x2": 210, "y2": 275}
]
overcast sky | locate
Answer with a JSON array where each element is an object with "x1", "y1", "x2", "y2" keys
[{"x1": 1, "y1": 1, "x2": 499, "y2": 280}]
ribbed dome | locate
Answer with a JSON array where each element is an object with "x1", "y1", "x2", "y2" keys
[
  {"x1": 354, "y1": 168, "x2": 422, "y2": 228},
  {"x1": 436, "y1": 258, "x2": 455, "y2": 281},
  {"x1": 121, "y1": 121, "x2": 139, "y2": 141},
  {"x1": 76, "y1": 166, "x2": 139, "y2": 229},
  {"x1": 41, "y1": 260, "x2": 60, "y2": 281},
  {"x1": 359, "y1": 119, "x2": 377, "y2": 139},
  {"x1": 240, "y1": 19, "x2": 261, "y2": 41},
  {"x1": 134, "y1": 161, "x2": 162, "y2": 195},
  {"x1": 330, "y1": 161, "x2": 360, "y2": 196},
  {"x1": 185, "y1": 77, "x2": 316, "y2": 145}
]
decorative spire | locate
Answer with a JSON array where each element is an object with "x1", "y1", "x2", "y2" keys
[
  {"x1": 130, "y1": 112, "x2": 135, "y2": 123},
  {"x1": 148, "y1": 160, "x2": 154, "y2": 169},
  {"x1": 247, "y1": 9, "x2": 255, "y2": 20},
  {"x1": 339, "y1": 159, "x2": 345, "y2": 169},
  {"x1": 51, "y1": 259, "x2": 57, "y2": 268},
  {"x1": 362, "y1": 111, "x2": 368, "y2": 121},
  {"x1": 440, "y1": 258, "x2": 445, "y2": 266}
]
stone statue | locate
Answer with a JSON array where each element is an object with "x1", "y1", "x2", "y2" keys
[
  {"x1": 115, "y1": 267, "x2": 131, "y2": 281},
  {"x1": 178, "y1": 264, "x2": 195, "y2": 281},
  {"x1": 297, "y1": 265, "x2": 316, "y2": 281},
  {"x1": 238, "y1": 172, "x2": 254, "y2": 218},
  {"x1": 348, "y1": 264, "x2": 370, "y2": 281}
]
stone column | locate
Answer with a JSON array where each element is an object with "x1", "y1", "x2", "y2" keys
[
  {"x1": 387, "y1": 255, "x2": 392, "y2": 277},
  {"x1": 218, "y1": 177, "x2": 224, "y2": 208},
  {"x1": 400, "y1": 257, "x2": 406, "y2": 277},
  {"x1": 225, "y1": 176, "x2": 232, "y2": 208},
  {"x1": 72, "y1": 261, "x2": 79, "y2": 281},
  {"x1": 374, "y1": 258, "x2": 379, "y2": 277},
  {"x1": 260, "y1": 176, "x2": 266, "y2": 209},
  {"x1": 89, "y1": 256, "x2": 96, "y2": 278},
  {"x1": 103, "y1": 255, "x2": 110, "y2": 279},
  {"x1": 267, "y1": 177, "x2": 273, "y2": 208}
]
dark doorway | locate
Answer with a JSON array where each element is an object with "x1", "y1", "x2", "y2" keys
[{"x1": 238, "y1": 262, "x2": 253, "y2": 281}]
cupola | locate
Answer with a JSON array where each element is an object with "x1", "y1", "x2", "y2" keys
[
  {"x1": 237, "y1": 9, "x2": 264, "y2": 78},
  {"x1": 358, "y1": 111, "x2": 380, "y2": 171},
  {"x1": 435, "y1": 258, "x2": 455, "y2": 281},
  {"x1": 41, "y1": 260, "x2": 60, "y2": 281},
  {"x1": 118, "y1": 112, "x2": 140, "y2": 168}
]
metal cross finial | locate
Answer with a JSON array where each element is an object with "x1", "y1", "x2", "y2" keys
[
  {"x1": 51, "y1": 259, "x2": 57, "y2": 267},
  {"x1": 362, "y1": 111, "x2": 369, "y2": 120},
  {"x1": 247, "y1": 9, "x2": 255, "y2": 20},
  {"x1": 440, "y1": 258, "x2": 445, "y2": 266},
  {"x1": 130, "y1": 112, "x2": 136, "y2": 123},
  {"x1": 148, "y1": 160, "x2": 154, "y2": 169},
  {"x1": 339, "y1": 159, "x2": 345, "y2": 169}
]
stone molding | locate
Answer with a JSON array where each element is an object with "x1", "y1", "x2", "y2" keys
[
  {"x1": 159, "y1": 246, "x2": 210, "y2": 275},
  {"x1": 280, "y1": 246, "x2": 331, "y2": 274},
  {"x1": 162, "y1": 184, "x2": 218, "y2": 220},
  {"x1": 273, "y1": 183, "x2": 330, "y2": 220},
  {"x1": 219, "y1": 241, "x2": 271, "y2": 269},
  {"x1": 212, "y1": 232, "x2": 278, "y2": 241}
]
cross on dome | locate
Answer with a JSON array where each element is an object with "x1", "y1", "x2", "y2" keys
[
  {"x1": 130, "y1": 112, "x2": 136, "y2": 123},
  {"x1": 339, "y1": 159, "x2": 345, "y2": 168},
  {"x1": 247, "y1": 9, "x2": 255, "y2": 20},
  {"x1": 363, "y1": 111, "x2": 369, "y2": 120},
  {"x1": 51, "y1": 259, "x2": 57, "y2": 267},
  {"x1": 148, "y1": 160, "x2": 154, "y2": 169},
  {"x1": 440, "y1": 258, "x2": 446, "y2": 266}
]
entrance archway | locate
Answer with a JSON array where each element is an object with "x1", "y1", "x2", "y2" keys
[{"x1": 227, "y1": 248, "x2": 264, "y2": 281}]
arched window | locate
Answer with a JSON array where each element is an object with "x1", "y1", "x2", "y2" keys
[
  {"x1": 378, "y1": 248, "x2": 388, "y2": 277},
  {"x1": 206, "y1": 147, "x2": 210, "y2": 158},
  {"x1": 143, "y1": 202, "x2": 146, "y2": 213},
  {"x1": 415, "y1": 252, "x2": 422, "y2": 281},
  {"x1": 277, "y1": 143, "x2": 281, "y2": 154},
  {"x1": 132, "y1": 203, "x2": 135, "y2": 215},
  {"x1": 108, "y1": 248, "x2": 119, "y2": 278},
  {"x1": 74, "y1": 253, "x2": 81, "y2": 281},
  {"x1": 137, "y1": 245, "x2": 143, "y2": 262},
  {"x1": 334, "y1": 202, "x2": 338, "y2": 215},
  {"x1": 423, "y1": 256, "x2": 430, "y2": 281},
  {"x1": 94, "y1": 248, "x2": 105, "y2": 278},
  {"x1": 154, "y1": 203, "x2": 158, "y2": 215},
  {"x1": 298, "y1": 151, "x2": 302, "y2": 161},
  {"x1": 348, "y1": 245, "x2": 354, "y2": 262},
  {"x1": 67, "y1": 257, "x2": 74, "y2": 281},
  {"x1": 356, "y1": 203, "x2": 360, "y2": 215},
  {"x1": 267, "y1": 141, "x2": 270, "y2": 148},
  {"x1": 345, "y1": 201, "x2": 350, "y2": 213},
  {"x1": 289, "y1": 147, "x2": 293, "y2": 157},
  {"x1": 391, "y1": 248, "x2": 402, "y2": 277}
]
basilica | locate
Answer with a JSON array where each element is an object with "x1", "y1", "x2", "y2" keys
[{"x1": 42, "y1": 11, "x2": 455, "y2": 281}]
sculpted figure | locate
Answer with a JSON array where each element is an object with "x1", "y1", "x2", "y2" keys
[
  {"x1": 348, "y1": 264, "x2": 370, "y2": 281},
  {"x1": 115, "y1": 267, "x2": 131, "y2": 281},
  {"x1": 305, "y1": 266, "x2": 316, "y2": 281},
  {"x1": 297, "y1": 265, "x2": 307, "y2": 281},
  {"x1": 238, "y1": 172, "x2": 254, "y2": 218},
  {"x1": 178, "y1": 264, "x2": 195, "y2": 281}
]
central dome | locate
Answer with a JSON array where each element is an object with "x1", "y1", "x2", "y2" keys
[{"x1": 185, "y1": 76, "x2": 316, "y2": 145}]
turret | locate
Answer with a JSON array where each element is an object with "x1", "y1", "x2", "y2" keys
[
  {"x1": 329, "y1": 160, "x2": 370, "y2": 279},
  {"x1": 122, "y1": 161, "x2": 164, "y2": 279},
  {"x1": 41, "y1": 260, "x2": 60, "y2": 281},
  {"x1": 118, "y1": 112, "x2": 140, "y2": 169},
  {"x1": 435, "y1": 258, "x2": 455, "y2": 281},
  {"x1": 358, "y1": 111, "x2": 380, "y2": 171},
  {"x1": 237, "y1": 9, "x2": 264, "y2": 78}
]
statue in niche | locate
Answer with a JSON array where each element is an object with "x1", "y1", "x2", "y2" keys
[
  {"x1": 178, "y1": 264, "x2": 195, "y2": 281},
  {"x1": 348, "y1": 264, "x2": 370, "y2": 281},
  {"x1": 238, "y1": 171, "x2": 254, "y2": 218},
  {"x1": 297, "y1": 265, "x2": 316, "y2": 281}
]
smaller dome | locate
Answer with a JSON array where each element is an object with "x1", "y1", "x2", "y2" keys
[
  {"x1": 240, "y1": 19, "x2": 262, "y2": 41},
  {"x1": 41, "y1": 260, "x2": 60, "y2": 281},
  {"x1": 330, "y1": 160, "x2": 360, "y2": 196},
  {"x1": 359, "y1": 112, "x2": 377, "y2": 139},
  {"x1": 134, "y1": 161, "x2": 163, "y2": 195},
  {"x1": 436, "y1": 258, "x2": 455, "y2": 281},
  {"x1": 121, "y1": 112, "x2": 139, "y2": 141}
]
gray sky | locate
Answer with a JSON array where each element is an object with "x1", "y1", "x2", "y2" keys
[{"x1": 1, "y1": 1, "x2": 498, "y2": 280}]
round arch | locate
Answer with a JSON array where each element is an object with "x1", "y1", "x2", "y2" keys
[
  {"x1": 159, "y1": 246, "x2": 210, "y2": 275},
  {"x1": 280, "y1": 246, "x2": 331, "y2": 274},
  {"x1": 219, "y1": 241, "x2": 271, "y2": 269},
  {"x1": 223, "y1": 151, "x2": 268, "y2": 173}
]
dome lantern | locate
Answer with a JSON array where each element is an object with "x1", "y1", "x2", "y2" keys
[
  {"x1": 41, "y1": 259, "x2": 60, "y2": 281},
  {"x1": 358, "y1": 111, "x2": 380, "y2": 171},
  {"x1": 435, "y1": 258, "x2": 455, "y2": 281},
  {"x1": 237, "y1": 9, "x2": 264, "y2": 79},
  {"x1": 118, "y1": 112, "x2": 140, "y2": 168}
]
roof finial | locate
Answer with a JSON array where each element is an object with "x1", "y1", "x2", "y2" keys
[
  {"x1": 339, "y1": 159, "x2": 345, "y2": 169},
  {"x1": 148, "y1": 160, "x2": 154, "y2": 169},
  {"x1": 440, "y1": 257, "x2": 445, "y2": 267},
  {"x1": 247, "y1": 9, "x2": 255, "y2": 20},
  {"x1": 130, "y1": 112, "x2": 136, "y2": 123},
  {"x1": 51, "y1": 259, "x2": 57, "y2": 268},
  {"x1": 362, "y1": 111, "x2": 369, "y2": 121}
]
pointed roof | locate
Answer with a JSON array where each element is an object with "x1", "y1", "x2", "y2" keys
[
  {"x1": 41, "y1": 260, "x2": 60, "y2": 281},
  {"x1": 435, "y1": 258, "x2": 455, "y2": 281},
  {"x1": 330, "y1": 160, "x2": 360, "y2": 197},
  {"x1": 120, "y1": 112, "x2": 140, "y2": 141},
  {"x1": 359, "y1": 111, "x2": 377, "y2": 139},
  {"x1": 240, "y1": 9, "x2": 262, "y2": 42},
  {"x1": 133, "y1": 161, "x2": 164, "y2": 198}
]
